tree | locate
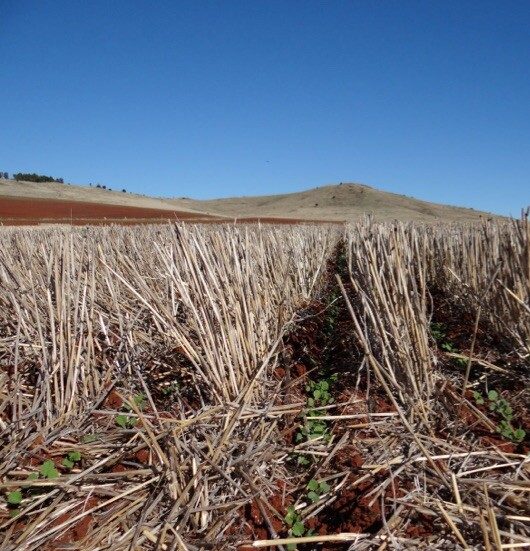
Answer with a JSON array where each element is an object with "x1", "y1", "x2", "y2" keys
[{"x1": 13, "y1": 172, "x2": 62, "y2": 183}]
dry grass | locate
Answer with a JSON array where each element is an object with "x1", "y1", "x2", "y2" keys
[
  {"x1": 336, "y1": 215, "x2": 529, "y2": 549},
  {"x1": 0, "y1": 223, "x2": 339, "y2": 550},
  {"x1": 0, "y1": 217, "x2": 529, "y2": 550}
]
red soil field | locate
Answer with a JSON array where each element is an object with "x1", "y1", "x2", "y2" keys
[
  {"x1": 0, "y1": 196, "x2": 216, "y2": 225},
  {"x1": 0, "y1": 196, "x2": 339, "y2": 226}
]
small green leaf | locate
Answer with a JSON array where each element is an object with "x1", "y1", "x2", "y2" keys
[
  {"x1": 69, "y1": 451, "x2": 81, "y2": 462},
  {"x1": 488, "y1": 390, "x2": 498, "y2": 401},
  {"x1": 320, "y1": 381, "x2": 329, "y2": 391},
  {"x1": 39, "y1": 460, "x2": 56, "y2": 477},
  {"x1": 473, "y1": 392, "x2": 484, "y2": 405},
  {"x1": 307, "y1": 397, "x2": 314, "y2": 408},
  {"x1": 27, "y1": 473, "x2": 39, "y2": 481},
  {"x1": 62, "y1": 458, "x2": 74, "y2": 469},
  {"x1": 129, "y1": 417, "x2": 139, "y2": 427},
  {"x1": 7, "y1": 491, "x2": 23, "y2": 505},
  {"x1": 292, "y1": 521, "x2": 305, "y2": 537},
  {"x1": 307, "y1": 479, "x2": 319, "y2": 491},
  {"x1": 46, "y1": 467, "x2": 60, "y2": 479},
  {"x1": 116, "y1": 415, "x2": 127, "y2": 427},
  {"x1": 514, "y1": 429, "x2": 526, "y2": 442},
  {"x1": 9, "y1": 508, "x2": 21, "y2": 518},
  {"x1": 313, "y1": 389, "x2": 321, "y2": 400},
  {"x1": 83, "y1": 434, "x2": 98, "y2": 443},
  {"x1": 319, "y1": 481, "x2": 330, "y2": 493},
  {"x1": 307, "y1": 490, "x2": 320, "y2": 503}
]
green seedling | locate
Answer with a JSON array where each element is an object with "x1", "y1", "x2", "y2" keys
[
  {"x1": 473, "y1": 390, "x2": 526, "y2": 443},
  {"x1": 62, "y1": 451, "x2": 82, "y2": 469},
  {"x1": 39, "y1": 460, "x2": 60, "y2": 479},
  {"x1": 7, "y1": 491, "x2": 22, "y2": 505},
  {"x1": 5, "y1": 460, "x2": 60, "y2": 516},
  {"x1": 296, "y1": 412, "x2": 330, "y2": 443},
  {"x1": 431, "y1": 324, "x2": 467, "y2": 367},
  {"x1": 430, "y1": 322, "x2": 445, "y2": 343},
  {"x1": 161, "y1": 383, "x2": 179, "y2": 396},
  {"x1": 83, "y1": 433, "x2": 99, "y2": 443},
  {"x1": 441, "y1": 342, "x2": 455, "y2": 352},
  {"x1": 284, "y1": 505, "x2": 315, "y2": 550},
  {"x1": 472, "y1": 391, "x2": 485, "y2": 406},
  {"x1": 116, "y1": 414, "x2": 139, "y2": 429},
  {"x1": 440, "y1": 341, "x2": 467, "y2": 368},
  {"x1": 295, "y1": 373, "x2": 337, "y2": 449},
  {"x1": 6, "y1": 490, "x2": 22, "y2": 518},
  {"x1": 306, "y1": 379, "x2": 334, "y2": 408},
  {"x1": 306, "y1": 479, "x2": 330, "y2": 503},
  {"x1": 116, "y1": 392, "x2": 146, "y2": 428},
  {"x1": 124, "y1": 392, "x2": 147, "y2": 412}
]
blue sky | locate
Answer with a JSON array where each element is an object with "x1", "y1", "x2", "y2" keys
[{"x1": 1, "y1": 1, "x2": 529, "y2": 216}]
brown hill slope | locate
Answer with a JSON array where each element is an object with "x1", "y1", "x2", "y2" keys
[
  {"x1": 1, "y1": 178, "x2": 497, "y2": 223},
  {"x1": 0, "y1": 178, "x2": 195, "y2": 213},
  {"x1": 167, "y1": 182, "x2": 496, "y2": 222}
]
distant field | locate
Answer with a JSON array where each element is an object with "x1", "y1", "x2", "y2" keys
[
  {"x1": 0, "y1": 196, "x2": 217, "y2": 225},
  {"x1": 0, "y1": 193, "x2": 336, "y2": 226}
]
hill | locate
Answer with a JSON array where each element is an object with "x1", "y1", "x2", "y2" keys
[
  {"x1": 0, "y1": 178, "x2": 497, "y2": 224},
  {"x1": 167, "y1": 182, "x2": 495, "y2": 222}
]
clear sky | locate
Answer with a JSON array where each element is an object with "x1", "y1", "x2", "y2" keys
[{"x1": 1, "y1": 1, "x2": 529, "y2": 216}]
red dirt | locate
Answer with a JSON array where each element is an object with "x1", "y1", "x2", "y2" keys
[
  {"x1": 0, "y1": 196, "x2": 215, "y2": 224},
  {"x1": 0, "y1": 196, "x2": 340, "y2": 226},
  {"x1": 104, "y1": 389, "x2": 123, "y2": 409},
  {"x1": 46, "y1": 497, "x2": 98, "y2": 548},
  {"x1": 135, "y1": 449, "x2": 150, "y2": 463}
]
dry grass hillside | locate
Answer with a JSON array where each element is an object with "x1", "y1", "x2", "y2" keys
[
  {"x1": 168, "y1": 182, "x2": 497, "y2": 222},
  {"x1": 1, "y1": 178, "x2": 499, "y2": 223},
  {"x1": 0, "y1": 178, "x2": 194, "y2": 213}
]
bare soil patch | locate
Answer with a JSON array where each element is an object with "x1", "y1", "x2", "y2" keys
[{"x1": 0, "y1": 196, "x2": 217, "y2": 224}]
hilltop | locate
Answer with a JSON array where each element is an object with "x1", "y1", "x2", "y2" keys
[{"x1": 168, "y1": 182, "x2": 495, "y2": 222}]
